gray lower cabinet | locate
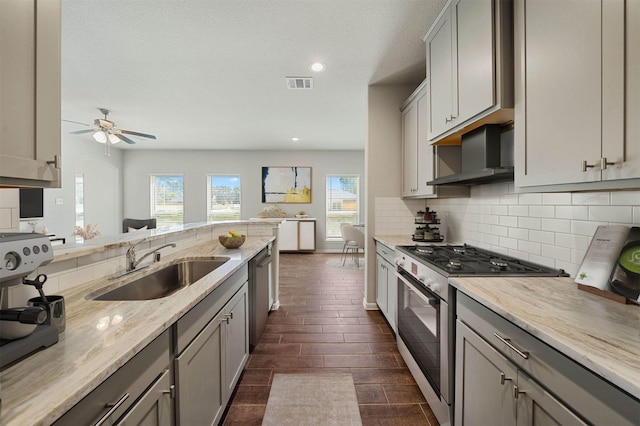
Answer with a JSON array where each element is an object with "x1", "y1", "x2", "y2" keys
[
  {"x1": 456, "y1": 292, "x2": 640, "y2": 425},
  {"x1": 54, "y1": 330, "x2": 172, "y2": 426},
  {"x1": 174, "y1": 266, "x2": 249, "y2": 426},
  {"x1": 117, "y1": 369, "x2": 172, "y2": 426},
  {"x1": 456, "y1": 320, "x2": 585, "y2": 425},
  {"x1": 55, "y1": 263, "x2": 252, "y2": 426},
  {"x1": 375, "y1": 242, "x2": 396, "y2": 332}
]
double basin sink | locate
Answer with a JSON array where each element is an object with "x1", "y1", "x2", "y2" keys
[{"x1": 92, "y1": 257, "x2": 230, "y2": 301}]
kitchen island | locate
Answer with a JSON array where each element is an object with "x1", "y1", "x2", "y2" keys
[{"x1": 0, "y1": 231, "x2": 275, "y2": 425}]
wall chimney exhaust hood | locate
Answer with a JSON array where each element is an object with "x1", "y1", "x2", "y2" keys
[{"x1": 428, "y1": 124, "x2": 514, "y2": 186}]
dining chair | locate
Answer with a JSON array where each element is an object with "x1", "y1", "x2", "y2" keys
[
  {"x1": 341, "y1": 224, "x2": 365, "y2": 267},
  {"x1": 123, "y1": 218, "x2": 157, "y2": 233}
]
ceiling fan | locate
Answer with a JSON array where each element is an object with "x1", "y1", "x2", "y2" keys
[{"x1": 64, "y1": 108, "x2": 156, "y2": 156}]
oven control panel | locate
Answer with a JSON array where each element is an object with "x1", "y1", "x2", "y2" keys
[{"x1": 396, "y1": 253, "x2": 449, "y2": 302}]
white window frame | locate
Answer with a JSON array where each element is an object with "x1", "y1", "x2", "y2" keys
[
  {"x1": 150, "y1": 174, "x2": 184, "y2": 227},
  {"x1": 206, "y1": 174, "x2": 241, "y2": 221},
  {"x1": 326, "y1": 174, "x2": 360, "y2": 241}
]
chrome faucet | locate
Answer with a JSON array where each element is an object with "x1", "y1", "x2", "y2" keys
[{"x1": 126, "y1": 241, "x2": 177, "y2": 272}]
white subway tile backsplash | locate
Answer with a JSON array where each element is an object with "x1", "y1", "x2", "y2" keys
[
  {"x1": 499, "y1": 215, "x2": 518, "y2": 227},
  {"x1": 529, "y1": 205, "x2": 555, "y2": 218},
  {"x1": 572, "y1": 192, "x2": 610, "y2": 205},
  {"x1": 555, "y1": 205, "x2": 589, "y2": 220},
  {"x1": 491, "y1": 225, "x2": 509, "y2": 237},
  {"x1": 540, "y1": 218, "x2": 571, "y2": 233},
  {"x1": 499, "y1": 237, "x2": 518, "y2": 250},
  {"x1": 588, "y1": 205, "x2": 632, "y2": 224},
  {"x1": 518, "y1": 193, "x2": 542, "y2": 205},
  {"x1": 518, "y1": 240, "x2": 541, "y2": 256},
  {"x1": 611, "y1": 190, "x2": 640, "y2": 206},
  {"x1": 491, "y1": 205, "x2": 509, "y2": 215},
  {"x1": 529, "y1": 230, "x2": 555, "y2": 245},
  {"x1": 508, "y1": 227, "x2": 528, "y2": 240},
  {"x1": 518, "y1": 217, "x2": 541, "y2": 230},
  {"x1": 481, "y1": 215, "x2": 499, "y2": 225},
  {"x1": 499, "y1": 193, "x2": 519, "y2": 205},
  {"x1": 555, "y1": 233, "x2": 589, "y2": 250},
  {"x1": 382, "y1": 185, "x2": 638, "y2": 279},
  {"x1": 542, "y1": 193, "x2": 571, "y2": 205},
  {"x1": 541, "y1": 244, "x2": 571, "y2": 262},
  {"x1": 508, "y1": 205, "x2": 529, "y2": 216},
  {"x1": 571, "y1": 220, "x2": 607, "y2": 236}
]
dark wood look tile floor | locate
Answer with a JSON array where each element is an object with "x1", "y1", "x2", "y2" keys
[{"x1": 222, "y1": 253, "x2": 439, "y2": 426}]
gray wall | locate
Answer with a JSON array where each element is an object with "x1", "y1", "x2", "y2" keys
[
  {"x1": 364, "y1": 83, "x2": 418, "y2": 306},
  {"x1": 122, "y1": 149, "x2": 364, "y2": 252}
]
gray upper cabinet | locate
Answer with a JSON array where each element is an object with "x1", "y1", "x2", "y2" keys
[
  {"x1": 514, "y1": 0, "x2": 640, "y2": 191},
  {"x1": 424, "y1": 0, "x2": 513, "y2": 145},
  {"x1": 0, "y1": 0, "x2": 61, "y2": 188},
  {"x1": 401, "y1": 81, "x2": 469, "y2": 199}
]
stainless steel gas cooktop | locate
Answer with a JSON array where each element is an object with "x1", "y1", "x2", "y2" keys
[{"x1": 395, "y1": 244, "x2": 568, "y2": 277}]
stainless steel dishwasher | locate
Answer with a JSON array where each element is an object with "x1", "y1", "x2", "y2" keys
[{"x1": 248, "y1": 244, "x2": 272, "y2": 351}]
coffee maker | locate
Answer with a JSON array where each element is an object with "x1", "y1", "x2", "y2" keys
[{"x1": 1, "y1": 233, "x2": 58, "y2": 371}]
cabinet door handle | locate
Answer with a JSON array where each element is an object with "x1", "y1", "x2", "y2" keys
[
  {"x1": 494, "y1": 333, "x2": 529, "y2": 359},
  {"x1": 46, "y1": 155, "x2": 61, "y2": 169},
  {"x1": 513, "y1": 385, "x2": 526, "y2": 399},
  {"x1": 499, "y1": 372, "x2": 513, "y2": 385},
  {"x1": 94, "y1": 393, "x2": 130, "y2": 426},
  {"x1": 163, "y1": 384, "x2": 176, "y2": 399},
  {"x1": 581, "y1": 160, "x2": 596, "y2": 172},
  {"x1": 600, "y1": 157, "x2": 616, "y2": 170}
]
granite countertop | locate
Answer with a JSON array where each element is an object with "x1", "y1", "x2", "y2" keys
[
  {"x1": 449, "y1": 276, "x2": 640, "y2": 400},
  {"x1": 0, "y1": 236, "x2": 274, "y2": 426}
]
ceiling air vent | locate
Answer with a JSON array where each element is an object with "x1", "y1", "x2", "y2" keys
[{"x1": 286, "y1": 77, "x2": 313, "y2": 89}]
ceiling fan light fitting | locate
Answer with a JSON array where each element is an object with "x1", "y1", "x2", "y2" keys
[
  {"x1": 93, "y1": 130, "x2": 107, "y2": 143},
  {"x1": 108, "y1": 133, "x2": 121, "y2": 144}
]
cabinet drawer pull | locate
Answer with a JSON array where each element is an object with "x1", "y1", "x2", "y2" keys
[
  {"x1": 94, "y1": 392, "x2": 130, "y2": 426},
  {"x1": 494, "y1": 333, "x2": 529, "y2": 359}
]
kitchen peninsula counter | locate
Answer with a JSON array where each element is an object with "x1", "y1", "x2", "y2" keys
[
  {"x1": 449, "y1": 276, "x2": 640, "y2": 401},
  {"x1": 0, "y1": 236, "x2": 274, "y2": 426}
]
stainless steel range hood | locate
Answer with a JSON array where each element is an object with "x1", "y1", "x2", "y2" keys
[{"x1": 428, "y1": 124, "x2": 514, "y2": 186}]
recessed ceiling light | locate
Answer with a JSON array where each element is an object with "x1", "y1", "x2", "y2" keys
[
  {"x1": 291, "y1": 137, "x2": 300, "y2": 142},
  {"x1": 310, "y1": 62, "x2": 326, "y2": 72}
]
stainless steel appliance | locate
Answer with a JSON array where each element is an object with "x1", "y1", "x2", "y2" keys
[
  {"x1": 248, "y1": 244, "x2": 272, "y2": 351},
  {"x1": 1, "y1": 233, "x2": 58, "y2": 407},
  {"x1": 394, "y1": 244, "x2": 567, "y2": 426}
]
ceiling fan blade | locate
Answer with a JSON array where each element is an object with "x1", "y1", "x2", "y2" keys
[
  {"x1": 120, "y1": 129, "x2": 157, "y2": 140},
  {"x1": 70, "y1": 129, "x2": 95, "y2": 135},
  {"x1": 116, "y1": 134, "x2": 137, "y2": 144},
  {"x1": 62, "y1": 119, "x2": 91, "y2": 126}
]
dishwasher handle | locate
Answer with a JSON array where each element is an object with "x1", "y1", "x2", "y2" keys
[{"x1": 257, "y1": 255, "x2": 272, "y2": 268}]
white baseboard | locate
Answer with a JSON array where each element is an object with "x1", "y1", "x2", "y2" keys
[{"x1": 362, "y1": 298, "x2": 379, "y2": 310}]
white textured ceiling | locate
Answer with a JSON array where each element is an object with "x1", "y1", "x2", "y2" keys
[{"x1": 61, "y1": 0, "x2": 446, "y2": 151}]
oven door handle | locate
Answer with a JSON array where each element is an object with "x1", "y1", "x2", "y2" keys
[{"x1": 396, "y1": 270, "x2": 440, "y2": 306}]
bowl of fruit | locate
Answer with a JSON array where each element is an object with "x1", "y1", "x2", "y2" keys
[{"x1": 219, "y1": 230, "x2": 246, "y2": 249}]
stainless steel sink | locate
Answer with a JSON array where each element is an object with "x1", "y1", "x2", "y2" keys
[{"x1": 92, "y1": 257, "x2": 230, "y2": 301}]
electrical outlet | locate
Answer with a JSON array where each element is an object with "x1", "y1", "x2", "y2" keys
[{"x1": 55, "y1": 198, "x2": 63, "y2": 205}]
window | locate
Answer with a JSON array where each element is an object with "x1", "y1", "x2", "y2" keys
[
  {"x1": 326, "y1": 175, "x2": 360, "y2": 239},
  {"x1": 150, "y1": 175, "x2": 184, "y2": 227},
  {"x1": 75, "y1": 174, "x2": 84, "y2": 228},
  {"x1": 207, "y1": 175, "x2": 241, "y2": 220}
]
